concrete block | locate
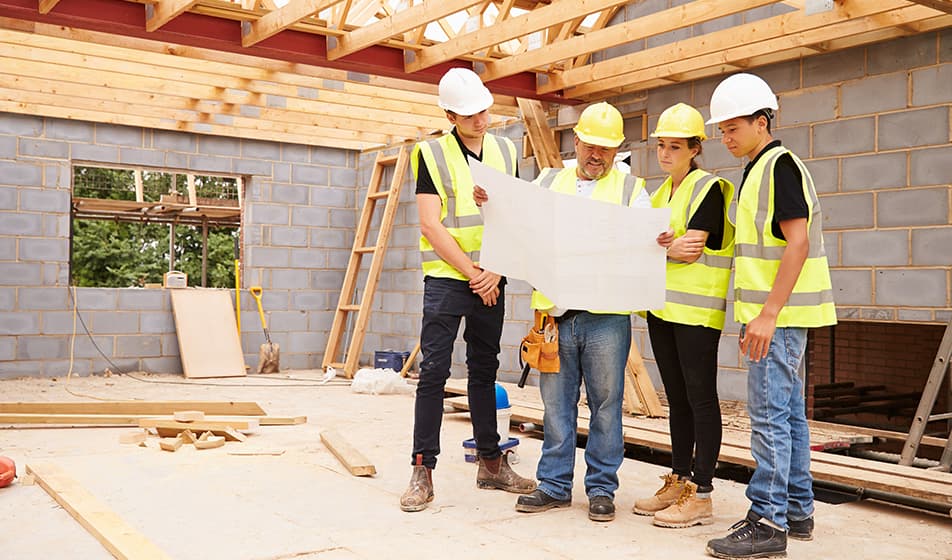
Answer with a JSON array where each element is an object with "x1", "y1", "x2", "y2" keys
[
  {"x1": 877, "y1": 188, "x2": 948, "y2": 227},
  {"x1": 290, "y1": 248, "x2": 325, "y2": 268},
  {"x1": 286, "y1": 331, "x2": 321, "y2": 354},
  {"x1": 43, "y1": 164, "x2": 71, "y2": 189},
  {"x1": 291, "y1": 292, "x2": 326, "y2": 310},
  {"x1": 249, "y1": 203, "x2": 290, "y2": 225},
  {"x1": 861, "y1": 308, "x2": 895, "y2": 321},
  {"x1": 715, "y1": 369, "x2": 747, "y2": 402},
  {"x1": 0, "y1": 262, "x2": 42, "y2": 285},
  {"x1": 18, "y1": 287, "x2": 68, "y2": 310},
  {"x1": 0, "y1": 113, "x2": 43, "y2": 136},
  {"x1": 140, "y1": 312, "x2": 175, "y2": 333},
  {"x1": 45, "y1": 120, "x2": 93, "y2": 141},
  {"x1": 309, "y1": 270, "x2": 344, "y2": 290},
  {"x1": 95, "y1": 124, "x2": 143, "y2": 147},
  {"x1": 115, "y1": 335, "x2": 161, "y2": 357},
  {"x1": 311, "y1": 187, "x2": 353, "y2": 208},
  {"x1": 911, "y1": 146, "x2": 952, "y2": 187},
  {"x1": 867, "y1": 34, "x2": 936, "y2": 75},
  {"x1": 646, "y1": 27, "x2": 692, "y2": 50},
  {"x1": 835, "y1": 307, "x2": 859, "y2": 320},
  {"x1": 0, "y1": 312, "x2": 40, "y2": 334},
  {"x1": 271, "y1": 268, "x2": 309, "y2": 289},
  {"x1": 0, "y1": 287, "x2": 13, "y2": 311},
  {"x1": 717, "y1": 333, "x2": 741, "y2": 368},
  {"x1": 161, "y1": 333, "x2": 178, "y2": 356},
  {"x1": 152, "y1": 130, "x2": 196, "y2": 152},
  {"x1": 39, "y1": 311, "x2": 77, "y2": 334},
  {"x1": 92, "y1": 357, "x2": 139, "y2": 375},
  {"x1": 199, "y1": 136, "x2": 241, "y2": 156},
  {"x1": 312, "y1": 147, "x2": 349, "y2": 167},
  {"x1": 327, "y1": 249, "x2": 351, "y2": 269},
  {"x1": 282, "y1": 144, "x2": 310, "y2": 163},
  {"x1": 841, "y1": 72, "x2": 908, "y2": 117},
  {"x1": 647, "y1": 82, "x2": 693, "y2": 115},
  {"x1": 233, "y1": 159, "x2": 272, "y2": 176},
  {"x1": 805, "y1": 158, "x2": 838, "y2": 194},
  {"x1": 310, "y1": 228, "x2": 350, "y2": 249},
  {"x1": 841, "y1": 152, "x2": 906, "y2": 191},
  {"x1": 70, "y1": 143, "x2": 119, "y2": 163},
  {"x1": 876, "y1": 269, "x2": 947, "y2": 306},
  {"x1": 141, "y1": 357, "x2": 183, "y2": 374},
  {"x1": 841, "y1": 230, "x2": 908, "y2": 266},
  {"x1": 779, "y1": 88, "x2": 836, "y2": 126},
  {"x1": 292, "y1": 165, "x2": 329, "y2": 186},
  {"x1": 267, "y1": 310, "x2": 308, "y2": 332},
  {"x1": 17, "y1": 335, "x2": 68, "y2": 360},
  {"x1": 118, "y1": 148, "x2": 165, "y2": 167},
  {"x1": 898, "y1": 308, "x2": 934, "y2": 322},
  {"x1": 75, "y1": 288, "x2": 117, "y2": 310},
  {"x1": 405, "y1": 293, "x2": 423, "y2": 314},
  {"x1": 812, "y1": 118, "x2": 875, "y2": 157},
  {"x1": 330, "y1": 167, "x2": 357, "y2": 188},
  {"x1": 42, "y1": 263, "x2": 68, "y2": 286},
  {"x1": 943, "y1": 28, "x2": 952, "y2": 63},
  {"x1": 269, "y1": 226, "x2": 308, "y2": 247},
  {"x1": 0, "y1": 161, "x2": 43, "y2": 186},
  {"x1": 777, "y1": 127, "x2": 810, "y2": 159},
  {"x1": 249, "y1": 247, "x2": 290, "y2": 268},
  {"x1": 0, "y1": 237, "x2": 12, "y2": 260},
  {"x1": 701, "y1": 141, "x2": 739, "y2": 171},
  {"x1": 0, "y1": 335, "x2": 13, "y2": 360},
  {"x1": 803, "y1": 47, "x2": 865, "y2": 88},
  {"x1": 19, "y1": 189, "x2": 70, "y2": 213},
  {"x1": 879, "y1": 107, "x2": 949, "y2": 150},
  {"x1": 187, "y1": 155, "x2": 231, "y2": 173},
  {"x1": 830, "y1": 269, "x2": 872, "y2": 305},
  {"x1": 291, "y1": 206, "x2": 329, "y2": 227},
  {"x1": 19, "y1": 139, "x2": 68, "y2": 159},
  {"x1": 242, "y1": 139, "x2": 281, "y2": 160},
  {"x1": 117, "y1": 289, "x2": 168, "y2": 311},
  {"x1": 271, "y1": 184, "x2": 309, "y2": 205},
  {"x1": 912, "y1": 228, "x2": 952, "y2": 266},
  {"x1": 0, "y1": 360, "x2": 46, "y2": 379},
  {"x1": 912, "y1": 65, "x2": 952, "y2": 107},
  {"x1": 273, "y1": 163, "x2": 291, "y2": 183},
  {"x1": 0, "y1": 135, "x2": 13, "y2": 159},
  {"x1": 823, "y1": 232, "x2": 839, "y2": 266}
]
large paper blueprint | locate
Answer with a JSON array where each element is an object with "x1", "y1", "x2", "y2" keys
[{"x1": 470, "y1": 160, "x2": 670, "y2": 312}]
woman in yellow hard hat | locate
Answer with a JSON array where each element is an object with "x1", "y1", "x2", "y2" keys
[{"x1": 632, "y1": 103, "x2": 735, "y2": 528}]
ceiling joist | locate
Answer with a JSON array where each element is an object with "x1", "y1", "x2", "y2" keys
[
  {"x1": 242, "y1": 0, "x2": 345, "y2": 47},
  {"x1": 145, "y1": 0, "x2": 199, "y2": 33}
]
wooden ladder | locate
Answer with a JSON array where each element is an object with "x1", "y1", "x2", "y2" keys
[
  {"x1": 322, "y1": 147, "x2": 410, "y2": 378},
  {"x1": 900, "y1": 315, "x2": 952, "y2": 471}
]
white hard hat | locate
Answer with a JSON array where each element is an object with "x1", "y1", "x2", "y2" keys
[
  {"x1": 438, "y1": 68, "x2": 494, "y2": 116},
  {"x1": 706, "y1": 73, "x2": 779, "y2": 125}
]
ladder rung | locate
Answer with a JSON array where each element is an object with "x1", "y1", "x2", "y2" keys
[
  {"x1": 327, "y1": 362, "x2": 346, "y2": 369},
  {"x1": 355, "y1": 246, "x2": 376, "y2": 253},
  {"x1": 368, "y1": 190, "x2": 391, "y2": 200},
  {"x1": 340, "y1": 305, "x2": 360, "y2": 311},
  {"x1": 377, "y1": 155, "x2": 399, "y2": 165},
  {"x1": 928, "y1": 412, "x2": 952, "y2": 422}
]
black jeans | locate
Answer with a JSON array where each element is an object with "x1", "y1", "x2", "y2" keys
[
  {"x1": 647, "y1": 312, "x2": 723, "y2": 491},
  {"x1": 411, "y1": 276, "x2": 505, "y2": 468}
]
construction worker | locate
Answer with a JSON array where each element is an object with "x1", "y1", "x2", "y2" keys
[
  {"x1": 703, "y1": 73, "x2": 836, "y2": 559},
  {"x1": 632, "y1": 103, "x2": 735, "y2": 528},
  {"x1": 400, "y1": 68, "x2": 536, "y2": 513},
  {"x1": 479, "y1": 102, "x2": 650, "y2": 522}
]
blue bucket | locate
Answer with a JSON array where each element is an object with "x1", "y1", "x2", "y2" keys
[{"x1": 374, "y1": 350, "x2": 411, "y2": 371}]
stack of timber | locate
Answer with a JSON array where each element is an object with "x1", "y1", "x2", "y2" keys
[{"x1": 444, "y1": 379, "x2": 952, "y2": 511}]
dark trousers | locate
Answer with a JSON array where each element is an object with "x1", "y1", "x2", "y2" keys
[
  {"x1": 647, "y1": 312, "x2": 723, "y2": 490},
  {"x1": 412, "y1": 276, "x2": 505, "y2": 469}
]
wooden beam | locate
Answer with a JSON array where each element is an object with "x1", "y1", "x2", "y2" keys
[
  {"x1": 328, "y1": 0, "x2": 484, "y2": 61},
  {"x1": 138, "y1": 418, "x2": 260, "y2": 431},
  {"x1": 627, "y1": 340, "x2": 664, "y2": 418},
  {"x1": 241, "y1": 0, "x2": 345, "y2": 48},
  {"x1": 906, "y1": 0, "x2": 952, "y2": 14},
  {"x1": 145, "y1": 0, "x2": 200, "y2": 33},
  {"x1": 479, "y1": 0, "x2": 778, "y2": 82},
  {"x1": 406, "y1": 0, "x2": 629, "y2": 73},
  {"x1": 37, "y1": 0, "x2": 60, "y2": 14},
  {"x1": 26, "y1": 463, "x2": 174, "y2": 560},
  {"x1": 0, "y1": 401, "x2": 266, "y2": 415},
  {"x1": 320, "y1": 429, "x2": 377, "y2": 476},
  {"x1": 0, "y1": 413, "x2": 305, "y2": 426},
  {"x1": 516, "y1": 97, "x2": 562, "y2": 170}
]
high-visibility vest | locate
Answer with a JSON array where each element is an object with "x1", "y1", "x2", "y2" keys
[
  {"x1": 412, "y1": 132, "x2": 517, "y2": 280},
  {"x1": 649, "y1": 169, "x2": 735, "y2": 330},
  {"x1": 734, "y1": 145, "x2": 837, "y2": 327},
  {"x1": 529, "y1": 167, "x2": 646, "y2": 314}
]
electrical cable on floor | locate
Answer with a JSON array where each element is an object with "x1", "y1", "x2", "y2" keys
[{"x1": 63, "y1": 286, "x2": 350, "y2": 401}]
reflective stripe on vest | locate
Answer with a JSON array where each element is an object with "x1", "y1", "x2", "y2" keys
[
  {"x1": 733, "y1": 146, "x2": 837, "y2": 328},
  {"x1": 649, "y1": 169, "x2": 735, "y2": 330},
  {"x1": 530, "y1": 167, "x2": 646, "y2": 313},
  {"x1": 414, "y1": 133, "x2": 516, "y2": 280}
]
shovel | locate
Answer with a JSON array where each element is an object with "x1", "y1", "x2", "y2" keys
[{"x1": 249, "y1": 286, "x2": 280, "y2": 373}]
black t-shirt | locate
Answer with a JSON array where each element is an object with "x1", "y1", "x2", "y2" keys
[
  {"x1": 686, "y1": 180, "x2": 725, "y2": 250},
  {"x1": 416, "y1": 129, "x2": 483, "y2": 195},
  {"x1": 740, "y1": 140, "x2": 809, "y2": 241}
]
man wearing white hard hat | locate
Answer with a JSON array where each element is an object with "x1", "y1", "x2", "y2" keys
[
  {"x1": 400, "y1": 67, "x2": 536, "y2": 513},
  {"x1": 479, "y1": 102, "x2": 650, "y2": 522},
  {"x1": 704, "y1": 73, "x2": 836, "y2": 559}
]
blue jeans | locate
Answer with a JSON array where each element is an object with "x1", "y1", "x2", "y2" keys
[
  {"x1": 536, "y1": 312, "x2": 630, "y2": 501},
  {"x1": 744, "y1": 326, "x2": 814, "y2": 528}
]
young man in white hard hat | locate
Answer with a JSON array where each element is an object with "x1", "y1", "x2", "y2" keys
[
  {"x1": 400, "y1": 67, "x2": 536, "y2": 513},
  {"x1": 704, "y1": 73, "x2": 836, "y2": 559},
  {"x1": 479, "y1": 102, "x2": 650, "y2": 522}
]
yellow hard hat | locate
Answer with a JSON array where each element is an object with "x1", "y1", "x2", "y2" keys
[
  {"x1": 651, "y1": 103, "x2": 707, "y2": 141},
  {"x1": 573, "y1": 102, "x2": 625, "y2": 148}
]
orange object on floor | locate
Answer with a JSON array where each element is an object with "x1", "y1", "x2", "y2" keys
[{"x1": 0, "y1": 456, "x2": 15, "y2": 487}]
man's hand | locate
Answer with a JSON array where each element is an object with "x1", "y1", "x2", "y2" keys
[
  {"x1": 740, "y1": 312, "x2": 777, "y2": 362},
  {"x1": 473, "y1": 185, "x2": 488, "y2": 207},
  {"x1": 469, "y1": 268, "x2": 501, "y2": 296},
  {"x1": 666, "y1": 233, "x2": 705, "y2": 262},
  {"x1": 479, "y1": 286, "x2": 500, "y2": 307},
  {"x1": 656, "y1": 229, "x2": 674, "y2": 248}
]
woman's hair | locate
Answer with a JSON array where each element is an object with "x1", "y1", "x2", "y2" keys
[{"x1": 687, "y1": 137, "x2": 703, "y2": 170}]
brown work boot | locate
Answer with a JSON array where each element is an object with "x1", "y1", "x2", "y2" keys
[
  {"x1": 476, "y1": 452, "x2": 537, "y2": 494},
  {"x1": 399, "y1": 454, "x2": 434, "y2": 512},
  {"x1": 653, "y1": 481, "x2": 714, "y2": 528},
  {"x1": 632, "y1": 473, "x2": 687, "y2": 515}
]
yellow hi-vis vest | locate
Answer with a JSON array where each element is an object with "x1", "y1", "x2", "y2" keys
[
  {"x1": 734, "y1": 145, "x2": 837, "y2": 327},
  {"x1": 412, "y1": 132, "x2": 517, "y2": 280},
  {"x1": 649, "y1": 169, "x2": 736, "y2": 331},
  {"x1": 529, "y1": 167, "x2": 647, "y2": 314}
]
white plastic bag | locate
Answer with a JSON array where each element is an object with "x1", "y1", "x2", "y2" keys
[{"x1": 351, "y1": 367, "x2": 415, "y2": 395}]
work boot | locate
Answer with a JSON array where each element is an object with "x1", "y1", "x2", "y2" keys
[
  {"x1": 706, "y1": 511, "x2": 787, "y2": 559},
  {"x1": 476, "y1": 452, "x2": 536, "y2": 494},
  {"x1": 632, "y1": 473, "x2": 687, "y2": 515},
  {"x1": 653, "y1": 481, "x2": 714, "y2": 528},
  {"x1": 399, "y1": 454, "x2": 433, "y2": 512},
  {"x1": 588, "y1": 495, "x2": 615, "y2": 522},
  {"x1": 787, "y1": 517, "x2": 814, "y2": 541},
  {"x1": 515, "y1": 489, "x2": 571, "y2": 513}
]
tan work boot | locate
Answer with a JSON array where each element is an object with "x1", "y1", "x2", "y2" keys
[
  {"x1": 399, "y1": 454, "x2": 434, "y2": 512},
  {"x1": 476, "y1": 452, "x2": 537, "y2": 494},
  {"x1": 653, "y1": 481, "x2": 714, "y2": 528},
  {"x1": 632, "y1": 473, "x2": 687, "y2": 515}
]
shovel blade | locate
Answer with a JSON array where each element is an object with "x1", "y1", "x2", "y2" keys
[{"x1": 257, "y1": 342, "x2": 280, "y2": 374}]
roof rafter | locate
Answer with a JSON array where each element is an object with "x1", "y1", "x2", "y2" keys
[
  {"x1": 242, "y1": 0, "x2": 346, "y2": 47},
  {"x1": 145, "y1": 0, "x2": 200, "y2": 33},
  {"x1": 405, "y1": 0, "x2": 630, "y2": 73},
  {"x1": 37, "y1": 0, "x2": 61, "y2": 14},
  {"x1": 328, "y1": 0, "x2": 484, "y2": 61},
  {"x1": 905, "y1": 0, "x2": 952, "y2": 13}
]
